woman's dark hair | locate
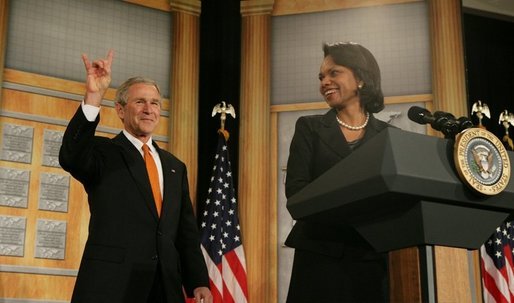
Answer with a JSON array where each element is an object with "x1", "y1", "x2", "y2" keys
[{"x1": 323, "y1": 42, "x2": 384, "y2": 113}]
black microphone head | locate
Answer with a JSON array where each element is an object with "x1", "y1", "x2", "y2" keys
[
  {"x1": 457, "y1": 116, "x2": 474, "y2": 131},
  {"x1": 439, "y1": 118, "x2": 459, "y2": 137},
  {"x1": 408, "y1": 106, "x2": 432, "y2": 125},
  {"x1": 434, "y1": 111, "x2": 456, "y2": 120},
  {"x1": 432, "y1": 116, "x2": 450, "y2": 132}
]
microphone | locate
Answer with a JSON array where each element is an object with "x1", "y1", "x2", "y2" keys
[
  {"x1": 434, "y1": 111, "x2": 456, "y2": 121},
  {"x1": 407, "y1": 106, "x2": 434, "y2": 125},
  {"x1": 408, "y1": 106, "x2": 455, "y2": 133},
  {"x1": 456, "y1": 116, "x2": 473, "y2": 131},
  {"x1": 433, "y1": 111, "x2": 459, "y2": 137},
  {"x1": 408, "y1": 106, "x2": 466, "y2": 139},
  {"x1": 433, "y1": 111, "x2": 473, "y2": 132}
]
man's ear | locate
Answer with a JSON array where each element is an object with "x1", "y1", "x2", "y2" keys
[{"x1": 115, "y1": 103, "x2": 124, "y2": 121}]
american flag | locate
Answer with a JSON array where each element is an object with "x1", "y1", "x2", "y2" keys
[
  {"x1": 199, "y1": 134, "x2": 249, "y2": 303},
  {"x1": 481, "y1": 221, "x2": 514, "y2": 302}
]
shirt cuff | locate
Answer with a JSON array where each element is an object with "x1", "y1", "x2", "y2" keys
[{"x1": 81, "y1": 101, "x2": 100, "y2": 122}]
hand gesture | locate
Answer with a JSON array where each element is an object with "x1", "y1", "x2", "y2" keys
[{"x1": 81, "y1": 49, "x2": 114, "y2": 106}]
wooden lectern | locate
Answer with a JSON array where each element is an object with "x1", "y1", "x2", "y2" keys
[{"x1": 287, "y1": 128, "x2": 514, "y2": 302}]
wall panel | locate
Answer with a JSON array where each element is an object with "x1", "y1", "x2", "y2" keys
[{"x1": 0, "y1": 112, "x2": 86, "y2": 301}]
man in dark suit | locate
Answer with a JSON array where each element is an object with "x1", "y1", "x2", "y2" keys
[{"x1": 59, "y1": 50, "x2": 212, "y2": 303}]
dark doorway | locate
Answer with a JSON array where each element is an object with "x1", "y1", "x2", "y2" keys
[{"x1": 463, "y1": 10, "x2": 514, "y2": 142}]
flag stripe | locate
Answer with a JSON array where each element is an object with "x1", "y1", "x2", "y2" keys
[
  {"x1": 502, "y1": 245, "x2": 514, "y2": 300},
  {"x1": 210, "y1": 278, "x2": 223, "y2": 303},
  {"x1": 221, "y1": 280, "x2": 235, "y2": 303},
  {"x1": 202, "y1": 246, "x2": 224, "y2": 292},
  {"x1": 222, "y1": 251, "x2": 248, "y2": 303},
  {"x1": 482, "y1": 245, "x2": 510, "y2": 300},
  {"x1": 482, "y1": 261, "x2": 507, "y2": 302},
  {"x1": 226, "y1": 246, "x2": 249, "y2": 296},
  {"x1": 234, "y1": 245, "x2": 248, "y2": 272}
]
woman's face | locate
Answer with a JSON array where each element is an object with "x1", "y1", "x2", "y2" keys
[{"x1": 318, "y1": 55, "x2": 361, "y2": 110}]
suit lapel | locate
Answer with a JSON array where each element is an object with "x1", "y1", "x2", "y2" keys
[
  {"x1": 113, "y1": 133, "x2": 160, "y2": 221},
  {"x1": 153, "y1": 142, "x2": 181, "y2": 220},
  {"x1": 362, "y1": 114, "x2": 387, "y2": 140},
  {"x1": 317, "y1": 109, "x2": 352, "y2": 158},
  {"x1": 317, "y1": 109, "x2": 388, "y2": 159}
]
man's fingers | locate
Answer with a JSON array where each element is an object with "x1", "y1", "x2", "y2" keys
[
  {"x1": 106, "y1": 49, "x2": 114, "y2": 65},
  {"x1": 92, "y1": 60, "x2": 105, "y2": 70},
  {"x1": 82, "y1": 50, "x2": 114, "y2": 75},
  {"x1": 104, "y1": 49, "x2": 114, "y2": 73},
  {"x1": 81, "y1": 54, "x2": 91, "y2": 70}
]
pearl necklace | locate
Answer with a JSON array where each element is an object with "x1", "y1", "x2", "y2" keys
[{"x1": 336, "y1": 112, "x2": 370, "y2": 130}]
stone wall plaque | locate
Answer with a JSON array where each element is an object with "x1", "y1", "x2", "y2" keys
[
  {"x1": 42, "y1": 129, "x2": 64, "y2": 167},
  {"x1": 0, "y1": 167, "x2": 30, "y2": 208},
  {"x1": 0, "y1": 123, "x2": 34, "y2": 163},
  {"x1": 0, "y1": 215, "x2": 26, "y2": 257},
  {"x1": 35, "y1": 219, "x2": 67, "y2": 260},
  {"x1": 38, "y1": 172, "x2": 70, "y2": 213}
]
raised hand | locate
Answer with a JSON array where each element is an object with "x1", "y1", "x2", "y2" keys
[{"x1": 81, "y1": 49, "x2": 114, "y2": 106}]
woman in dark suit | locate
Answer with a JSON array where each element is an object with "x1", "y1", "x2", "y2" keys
[
  {"x1": 59, "y1": 50, "x2": 212, "y2": 303},
  {"x1": 285, "y1": 42, "x2": 391, "y2": 303}
]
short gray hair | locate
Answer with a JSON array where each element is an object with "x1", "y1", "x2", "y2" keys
[{"x1": 114, "y1": 77, "x2": 162, "y2": 106}]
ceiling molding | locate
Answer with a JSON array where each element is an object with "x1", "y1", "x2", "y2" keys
[
  {"x1": 241, "y1": 0, "x2": 274, "y2": 16},
  {"x1": 463, "y1": 0, "x2": 514, "y2": 18},
  {"x1": 170, "y1": 0, "x2": 201, "y2": 16}
]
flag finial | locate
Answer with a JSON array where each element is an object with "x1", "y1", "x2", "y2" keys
[
  {"x1": 499, "y1": 109, "x2": 514, "y2": 150},
  {"x1": 212, "y1": 101, "x2": 236, "y2": 141},
  {"x1": 471, "y1": 100, "x2": 490, "y2": 128}
]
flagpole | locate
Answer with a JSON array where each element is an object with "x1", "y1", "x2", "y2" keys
[
  {"x1": 499, "y1": 109, "x2": 514, "y2": 151},
  {"x1": 201, "y1": 102, "x2": 249, "y2": 303}
]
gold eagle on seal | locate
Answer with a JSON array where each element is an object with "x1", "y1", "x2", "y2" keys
[{"x1": 471, "y1": 145, "x2": 495, "y2": 179}]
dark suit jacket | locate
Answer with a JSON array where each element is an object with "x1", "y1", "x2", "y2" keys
[
  {"x1": 285, "y1": 108, "x2": 392, "y2": 258},
  {"x1": 59, "y1": 107, "x2": 209, "y2": 303}
]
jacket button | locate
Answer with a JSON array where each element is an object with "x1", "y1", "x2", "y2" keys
[{"x1": 152, "y1": 255, "x2": 158, "y2": 260}]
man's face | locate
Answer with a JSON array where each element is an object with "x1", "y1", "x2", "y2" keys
[{"x1": 116, "y1": 83, "x2": 161, "y2": 142}]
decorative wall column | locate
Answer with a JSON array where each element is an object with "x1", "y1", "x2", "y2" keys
[
  {"x1": 240, "y1": 1, "x2": 275, "y2": 302},
  {"x1": 169, "y1": 0, "x2": 201, "y2": 205},
  {"x1": 0, "y1": 0, "x2": 9, "y2": 105},
  {"x1": 427, "y1": 1, "x2": 477, "y2": 302},
  {"x1": 428, "y1": 0, "x2": 468, "y2": 118}
]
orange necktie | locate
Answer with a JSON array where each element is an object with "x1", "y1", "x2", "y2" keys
[{"x1": 142, "y1": 144, "x2": 162, "y2": 216}]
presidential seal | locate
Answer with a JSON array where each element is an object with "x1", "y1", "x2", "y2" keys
[{"x1": 454, "y1": 128, "x2": 511, "y2": 195}]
